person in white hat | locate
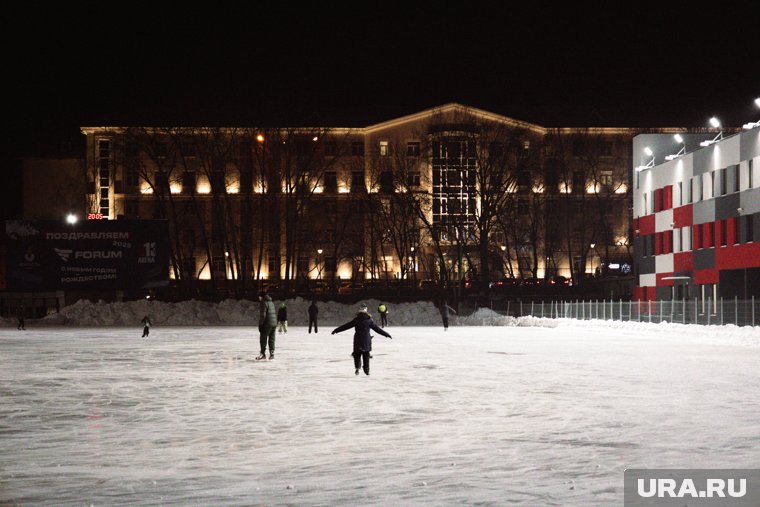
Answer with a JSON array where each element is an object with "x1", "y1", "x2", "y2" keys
[{"x1": 332, "y1": 303, "x2": 392, "y2": 375}]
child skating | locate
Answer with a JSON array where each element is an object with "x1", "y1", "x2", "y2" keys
[
  {"x1": 277, "y1": 303, "x2": 288, "y2": 333},
  {"x1": 141, "y1": 315, "x2": 151, "y2": 337},
  {"x1": 332, "y1": 303, "x2": 391, "y2": 376}
]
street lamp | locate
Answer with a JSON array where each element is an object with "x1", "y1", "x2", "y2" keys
[
  {"x1": 665, "y1": 133, "x2": 686, "y2": 161},
  {"x1": 635, "y1": 147, "x2": 655, "y2": 171},
  {"x1": 589, "y1": 243, "x2": 597, "y2": 276},
  {"x1": 66, "y1": 213, "x2": 77, "y2": 225},
  {"x1": 316, "y1": 249, "x2": 323, "y2": 280},
  {"x1": 700, "y1": 117, "x2": 723, "y2": 146},
  {"x1": 743, "y1": 98, "x2": 760, "y2": 130}
]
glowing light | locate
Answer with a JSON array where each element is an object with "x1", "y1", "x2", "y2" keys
[
  {"x1": 674, "y1": 133, "x2": 684, "y2": 143},
  {"x1": 256, "y1": 134, "x2": 264, "y2": 143},
  {"x1": 66, "y1": 213, "x2": 77, "y2": 224},
  {"x1": 317, "y1": 249, "x2": 323, "y2": 255},
  {"x1": 254, "y1": 184, "x2": 264, "y2": 193},
  {"x1": 337, "y1": 262, "x2": 352, "y2": 279},
  {"x1": 227, "y1": 182, "x2": 240, "y2": 194},
  {"x1": 532, "y1": 184, "x2": 544, "y2": 194},
  {"x1": 140, "y1": 183, "x2": 153, "y2": 194},
  {"x1": 199, "y1": 264, "x2": 211, "y2": 280},
  {"x1": 644, "y1": 146, "x2": 653, "y2": 157},
  {"x1": 709, "y1": 117, "x2": 720, "y2": 128},
  {"x1": 560, "y1": 182, "x2": 571, "y2": 193},
  {"x1": 313, "y1": 185, "x2": 323, "y2": 193},
  {"x1": 170, "y1": 183, "x2": 182, "y2": 194},
  {"x1": 312, "y1": 136, "x2": 319, "y2": 142},
  {"x1": 615, "y1": 183, "x2": 628, "y2": 194},
  {"x1": 755, "y1": 98, "x2": 760, "y2": 108},
  {"x1": 338, "y1": 185, "x2": 350, "y2": 193},
  {"x1": 197, "y1": 182, "x2": 211, "y2": 194},
  {"x1": 586, "y1": 183, "x2": 600, "y2": 194}
]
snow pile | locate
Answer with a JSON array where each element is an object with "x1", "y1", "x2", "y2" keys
[
  {"x1": 456, "y1": 308, "x2": 559, "y2": 327},
  {"x1": 36, "y1": 297, "x2": 443, "y2": 327}
]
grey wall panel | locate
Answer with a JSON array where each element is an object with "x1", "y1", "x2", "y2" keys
[
  {"x1": 740, "y1": 128, "x2": 760, "y2": 161},
  {"x1": 740, "y1": 187, "x2": 760, "y2": 214},
  {"x1": 692, "y1": 199, "x2": 716, "y2": 225},
  {"x1": 714, "y1": 193, "x2": 742, "y2": 220},
  {"x1": 638, "y1": 255, "x2": 655, "y2": 274},
  {"x1": 693, "y1": 248, "x2": 715, "y2": 270}
]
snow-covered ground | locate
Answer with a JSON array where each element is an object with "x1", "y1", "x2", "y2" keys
[{"x1": 1, "y1": 324, "x2": 759, "y2": 506}]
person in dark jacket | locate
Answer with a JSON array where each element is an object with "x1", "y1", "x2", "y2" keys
[
  {"x1": 277, "y1": 303, "x2": 288, "y2": 333},
  {"x1": 377, "y1": 302, "x2": 388, "y2": 327},
  {"x1": 440, "y1": 299, "x2": 457, "y2": 331},
  {"x1": 17, "y1": 309, "x2": 25, "y2": 331},
  {"x1": 332, "y1": 303, "x2": 392, "y2": 376},
  {"x1": 141, "y1": 315, "x2": 151, "y2": 337},
  {"x1": 257, "y1": 293, "x2": 277, "y2": 360},
  {"x1": 308, "y1": 301, "x2": 319, "y2": 333}
]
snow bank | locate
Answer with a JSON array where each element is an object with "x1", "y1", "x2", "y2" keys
[{"x1": 34, "y1": 297, "x2": 444, "y2": 327}]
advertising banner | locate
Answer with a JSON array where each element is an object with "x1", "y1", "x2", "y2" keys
[{"x1": 5, "y1": 220, "x2": 169, "y2": 290}]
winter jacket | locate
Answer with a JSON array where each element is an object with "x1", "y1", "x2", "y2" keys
[
  {"x1": 378, "y1": 304, "x2": 388, "y2": 314},
  {"x1": 259, "y1": 296, "x2": 277, "y2": 329},
  {"x1": 332, "y1": 311, "x2": 391, "y2": 353},
  {"x1": 308, "y1": 303, "x2": 318, "y2": 318},
  {"x1": 277, "y1": 306, "x2": 287, "y2": 321}
]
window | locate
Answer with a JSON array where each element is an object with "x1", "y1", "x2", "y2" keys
[
  {"x1": 719, "y1": 168, "x2": 727, "y2": 196},
  {"x1": 746, "y1": 215, "x2": 754, "y2": 243},
  {"x1": 125, "y1": 200, "x2": 139, "y2": 218},
  {"x1": 600, "y1": 170, "x2": 613, "y2": 186},
  {"x1": 732, "y1": 164, "x2": 740, "y2": 192},
  {"x1": 407, "y1": 141, "x2": 420, "y2": 157},
  {"x1": 572, "y1": 171, "x2": 584, "y2": 192},
  {"x1": 698, "y1": 175, "x2": 703, "y2": 201},
  {"x1": 297, "y1": 257, "x2": 310, "y2": 274},
  {"x1": 325, "y1": 142, "x2": 337, "y2": 156},
  {"x1": 351, "y1": 171, "x2": 365, "y2": 192},
  {"x1": 750, "y1": 159, "x2": 754, "y2": 188},
  {"x1": 268, "y1": 255, "x2": 279, "y2": 278},
  {"x1": 379, "y1": 140, "x2": 389, "y2": 156},
  {"x1": 719, "y1": 220, "x2": 727, "y2": 247},
  {"x1": 324, "y1": 256, "x2": 337, "y2": 273},
  {"x1": 522, "y1": 140, "x2": 531, "y2": 151},
  {"x1": 379, "y1": 171, "x2": 394, "y2": 193},
  {"x1": 688, "y1": 177, "x2": 693, "y2": 203},
  {"x1": 407, "y1": 171, "x2": 420, "y2": 187},
  {"x1": 182, "y1": 171, "x2": 196, "y2": 192},
  {"x1": 642, "y1": 193, "x2": 647, "y2": 215},
  {"x1": 683, "y1": 226, "x2": 691, "y2": 251},
  {"x1": 351, "y1": 142, "x2": 364, "y2": 156},
  {"x1": 323, "y1": 172, "x2": 337, "y2": 193},
  {"x1": 100, "y1": 188, "x2": 109, "y2": 199}
]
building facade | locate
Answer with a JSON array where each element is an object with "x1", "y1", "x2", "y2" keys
[
  {"x1": 76, "y1": 104, "x2": 637, "y2": 292},
  {"x1": 633, "y1": 126, "x2": 760, "y2": 301}
]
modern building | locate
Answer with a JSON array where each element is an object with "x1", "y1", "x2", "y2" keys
[
  {"x1": 632, "y1": 125, "x2": 760, "y2": 301},
  {"x1": 35, "y1": 104, "x2": 642, "y2": 292}
]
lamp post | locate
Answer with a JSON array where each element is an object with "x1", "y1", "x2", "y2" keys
[
  {"x1": 410, "y1": 246, "x2": 416, "y2": 288},
  {"x1": 500, "y1": 245, "x2": 507, "y2": 277},
  {"x1": 66, "y1": 213, "x2": 77, "y2": 225},
  {"x1": 316, "y1": 248, "x2": 323, "y2": 280},
  {"x1": 590, "y1": 243, "x2": 597, "y2": 277},
  {"x1": 700, "y1": 117, "x2": 723, "y2": 146},
  {"x1": 743, "y1": 98, "x2": 760, "y2": 129},
  {"x1": 665, "y1": 134, "x2": 686, "y2": 161}
]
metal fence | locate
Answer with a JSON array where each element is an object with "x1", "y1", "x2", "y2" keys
[{"x1": 486, "y1": 297, "x2": 759, "y2": 327}]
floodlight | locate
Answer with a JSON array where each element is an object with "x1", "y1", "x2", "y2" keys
[{"x1": 66, "y1": 214, "x2": 77, "y2": 224}]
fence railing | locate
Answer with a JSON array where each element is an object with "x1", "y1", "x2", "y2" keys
[{"x1": 483, "y1": 297, "x2": 759, "y2": 327}]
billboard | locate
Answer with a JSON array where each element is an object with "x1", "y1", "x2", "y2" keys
[{"x1": 5, "y1": 220, "x2": 169, "y2": 290}]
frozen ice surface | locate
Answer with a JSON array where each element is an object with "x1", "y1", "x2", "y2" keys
[{"x1": 1, "y1": 324, "x2": 759, "y2": 505}]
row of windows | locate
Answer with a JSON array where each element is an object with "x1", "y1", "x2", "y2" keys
[
  {"x1": 641, "y1": 160, "x2": 755, "y2": 215},
  {"x1": 641, "y1": 216, "x2": 755, "y2": 256}
]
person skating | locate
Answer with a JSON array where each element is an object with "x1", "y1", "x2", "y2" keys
[
  {"x1": 440, "y1": 299, "x2": 457, "y2": 331},
  {"x1": 332, "y1": 303, "x2": 391, "y2": 376},
  {"x1": 377, "y1": 302, "x2": 388, "y2": 328},
  {"x1": 141, "y1": 315, "x2": 151, "y2": 337},
  {"x1": 256, "y1": 293, "x2": 277, "y2": 360},
  {"x1": 308, "y1": 300, "x2": 319, "y2": 333},
  {"x1": 17, "y1": 310, "x2": 25, "y2": 331},
  {"x1": 277, "y1": 302, "x2": 288, "y2": 333}
]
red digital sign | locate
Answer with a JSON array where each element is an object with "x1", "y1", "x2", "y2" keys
[{"x1": 87, "y1": 213, "x2": 105, "y2": 220}]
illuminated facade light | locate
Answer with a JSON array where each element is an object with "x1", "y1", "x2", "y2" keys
[
  {"x1": 66, "y1": 213, "x2": 77, "y2": 224},
  {"x1": 140, "y1": 183, "x2": 153, "y2": 194},
  {"x1": 615, "y1": 183, "x2": 628, "y2": 194},
  {"x1": 256, "y1": 134, "x2": 264, "y2": 143},
  {"x1": 170, "y1": 183, "x2": 182, "y2": 194},
  {"x1": 197, "y1": 182, "x2": 211, "y2": 194}
]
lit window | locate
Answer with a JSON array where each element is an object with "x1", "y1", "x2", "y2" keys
[{"x1": 379, "y1": 141, "x2": 389, "y2": 156}]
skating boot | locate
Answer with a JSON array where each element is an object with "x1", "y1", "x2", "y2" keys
[{"x1": 255, "y1": 353, "x2": 267, "y2": 360}]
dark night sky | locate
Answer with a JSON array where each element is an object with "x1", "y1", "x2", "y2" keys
[{"x1": 2, "y1": 4, "x2": 759, "y2": 219}]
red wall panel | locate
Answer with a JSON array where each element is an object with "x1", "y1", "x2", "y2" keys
[
  {"x1": 673, "y1": 204, "x2": 693, "y2": 227},
  {"x1": 674, "y1": 252, "x2": 693, "y2": 272},
  {"x1": 639, "y1": 214, "x2": 655, "y2": 236}
]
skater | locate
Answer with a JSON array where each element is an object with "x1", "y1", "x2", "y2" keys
[
  {"x1": 377, "y1": 302, "x2": 388, "y2": 328},
  {"x1": 257, "y1": 293, "x2": 277, "y2": 360},
  {"x1": 332, "y1": 303, "x2": 391, "y2": 376},
  {"x1": 277, "y1": 302, "x2": 288, "y2": 333},
  {"x1": 308, "y1": 300, "x2": 318, "y2": 333},
  {"x1": 17, "y1": 309, "x2": 25, "y2": 330},
  {"x1": 141, "y1": 315, "x2": 151, "y2": 337},
  {"x1": 440, "y1": 299, "x2": 457, "y2": 331}
]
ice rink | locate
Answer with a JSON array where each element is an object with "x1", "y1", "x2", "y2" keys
[{"x1": 2, "y1": 324, "x2": 759, "y2": 505}]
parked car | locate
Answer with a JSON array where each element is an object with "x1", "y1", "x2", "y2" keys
[
  {"x1": 312, "y1": 281, "x2": 327, "y2": 293},
  {"x1": 337, "y1": 281, "x2": 364, "y2": 294},
  {"x1": 418, "y1": 279, "x2": 438, "y2": 290},
  {"x1": 547, "y1": 275, "x2": 569, "y2": 286},
  {"x1": 489, "y1": 277, "x2": 518, "y2": 289}
]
